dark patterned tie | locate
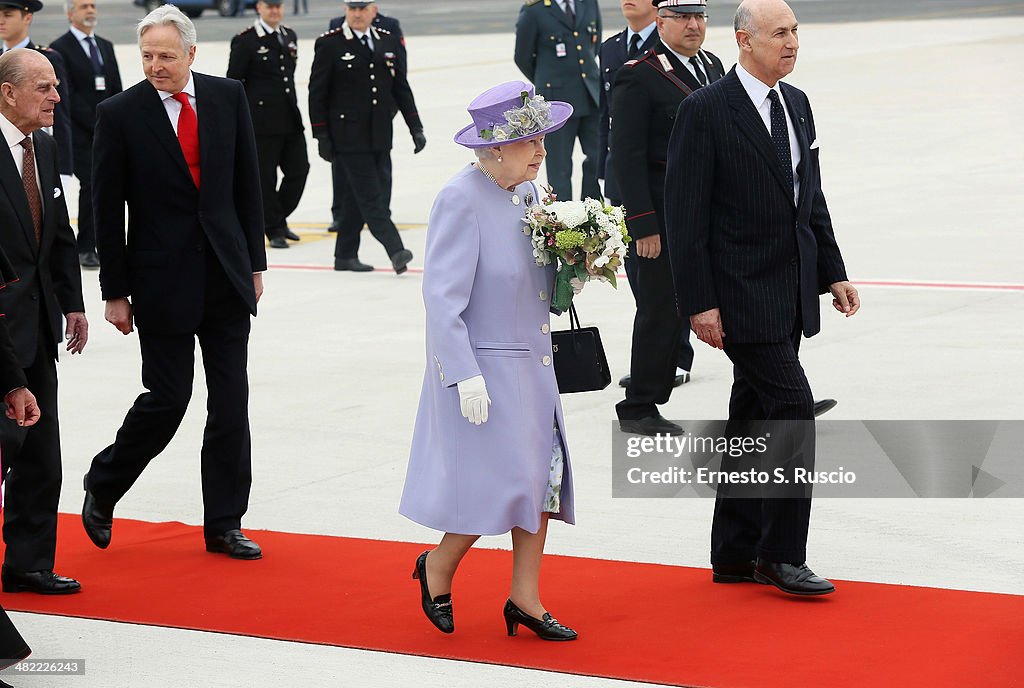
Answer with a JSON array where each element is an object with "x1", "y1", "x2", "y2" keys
[
  {"x1": 20, "y1": 137, "x2": 42, "y2": 245},
  {"x1": 627, "y1": 33, "x2": 641, "y2": 59},
  {"x1": 767, "y1": 90, "x2": 794, "y2": 191},
  {"x1": 86, "y1": 36, "x2": 103, "y2": 75},
  {"x1": 688, "y1": 55, "x2": 708, "y2": 86},
  {"x1": 564, "y1": 0, "x2": 575, "y2": 25},
  {"x1": 360, "y1": 34, "x2": 372, "y2": 59}
]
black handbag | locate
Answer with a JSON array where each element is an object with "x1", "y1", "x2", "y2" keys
[{"x1": 551, "y1": 305, "x2": 611, "y2": 394}]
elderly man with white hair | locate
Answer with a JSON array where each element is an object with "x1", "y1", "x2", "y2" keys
[{"x1": 82, "y1": 4, "x2": 268, "y2": 561}]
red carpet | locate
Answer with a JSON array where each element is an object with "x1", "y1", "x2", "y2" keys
[{"x1": 3, "y1": 514, "x2": 1022, "y2": 687}]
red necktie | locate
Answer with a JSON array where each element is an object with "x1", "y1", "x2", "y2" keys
[
  {"x1": 20, "y1": 137, "x2": 42, "y2": 245},
  {"x1": 172, "y1": 91, "x2": 200, "y2": 188}
]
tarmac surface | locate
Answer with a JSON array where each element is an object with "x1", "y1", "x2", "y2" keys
[
  {"x1": 23, "y1": 0, "x2": 1024, "y2": 45},
  {"x1": 2, "y1": 8, "x2": 1023, "y2": 688}
]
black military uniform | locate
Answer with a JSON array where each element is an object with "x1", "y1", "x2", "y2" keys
[
  {"x1": 326, "y1": 10, "x2": 406, "y2": 232},
  {"x1": 228, "y1": 14, "x2": 310, "y2": 249},
  {"x1": 308, "y1": 21, "x2": 424, "y2": 273},
  {"x1": 514, "y1": 0, "x2": 602, "y2": 201},
  {"x1": 612, "y1": 34, "x2": 724, "y2": 434}
]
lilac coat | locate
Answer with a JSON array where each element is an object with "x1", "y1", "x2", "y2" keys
[{"x1": 399, "y1": 165, "x2": 575, "y2": 535}]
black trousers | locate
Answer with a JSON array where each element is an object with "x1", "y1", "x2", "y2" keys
[
  {"x1": 712, "y1": 324, "x2": 815, "y2": 565},
  {"x1": 332, "y1": 151, "x2": 404, "y2": 261},
  {"x1": 1, "y1": 321, "x2": 60, "y2": 572},
  {"x1": 615, "y1": 233, "x2": 682, "y2": 421},
  {"x1": 256, "y1": 130, "x2": 310, "y2": 240},
  {"x1": 612, "y1": 197, "x2": 693, "y2": 373},
  {"x1": 72, "y1": 135, "x2": 95, "y2": 253},
  {"x1": 544, "y1": 111, "x2": 602, "y2": 201},
  {"x1": 0, "y1": 608, "x2": 29, "y2": 669},
  {"x1": 86, "y1": 257, "x2": 253, "y2": 538},
  {"x1": 331, "y1": 153, "x2": 392, "y2": 226}
]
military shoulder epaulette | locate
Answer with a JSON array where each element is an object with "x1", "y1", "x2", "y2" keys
[
  {"x1": 236, "y1": 26, "x2": 255, "y2": 36},
  {"x1": 624, "y1": 50, "x2": 657, "y2": 68},
  {"x1": 320, "y1": 27, "x2": 344, "y2": 38},
  {"x1": 525, "y1": 0, "x2": 545, "y2": 6}
]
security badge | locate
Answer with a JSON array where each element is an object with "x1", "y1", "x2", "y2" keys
[
  {"x1": 555, "y1": 42, "x2": 567, "y2": 58},
  {"x1": 94, "y1": 75, "x2": 105, "y2": 91}
]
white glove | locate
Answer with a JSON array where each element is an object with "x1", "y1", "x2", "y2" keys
[{"x1": 457, "y1": 375, "x2": 491, "y2": 426}]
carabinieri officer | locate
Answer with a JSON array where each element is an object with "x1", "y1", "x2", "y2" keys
[{"x1": 227, "y1": 0, "x2": 310, "y2": 250}]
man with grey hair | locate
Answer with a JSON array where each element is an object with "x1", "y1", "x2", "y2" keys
[
  {"x1": 0, "y1": 48, "x2": 87, "y2": 596},
  {"x1": 50, "y1": 0, "x2": 122, "y2": 269},
  {"x1": 82, "y1": 5, "x2": 268, "y2": 561},
  {"x1": 665, "y1": 0, "x2": 860, "y2": 595}
]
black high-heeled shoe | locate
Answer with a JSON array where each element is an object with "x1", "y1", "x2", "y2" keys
[
  {"x1": 503, "y1": 599, "x2": 577, "y2": 641},
  {"x1": 412, "y1": 551, "x2": 454, "y2": 633}
]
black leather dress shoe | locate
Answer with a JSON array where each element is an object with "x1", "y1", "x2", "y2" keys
[
  {"x1": 618, "y1": 415, "x2": 684, "y2": 436},
  {"x1": 327, "y1": 222, "x2": 339, "y2": 233},
  {"x1": 412, "y1": 551, "x2": 454, "y2": 633},
  {"x1": 205, "y1": 530, "x2": 262, "y2": 560},
  {"x1": 390, "y1": 248, "x2": 413, "y2": 275},
  {"x1": 673, "y1": 371, "x2": 691, "y2": 387},
  {"x1": 334, "y1": 258, "x2": 374, "y2": 272},
  {"x1": 82, "y1": 477, "x2": 113, "y2": 549},
  {"x1": 1, "y1": 567, "x2": 81, "y2": 595},
  {"x1": 618, "y1": 374, "x2": 630, "y2": 388},
  {"x1": 503, "y1": 599, "x2": 577, "y2": 641},
  {"x1": 79, "y1": 250, "x2": 100, "y2": 269},
  {"x1": 813, "y1": 399, "x2": 837, "y2": 417},
  {"x1": 754, "y1": 560, "x2": 835, "y2": 595},
  {"x1": 285, "y1": 229, "x2": 301, "y2": 241},
  {"x1": 269, "y1": 237, "x2": 289, "y2": 249},
  {"x1": 712, "y1": 560, "x2": 759, "y2": 584}
]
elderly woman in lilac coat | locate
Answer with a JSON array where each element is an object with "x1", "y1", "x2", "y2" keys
[{"x1": 399, "y1": 82, "x2": 578, "y2": 641}]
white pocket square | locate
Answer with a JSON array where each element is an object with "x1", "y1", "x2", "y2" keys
[
  {"x1": 53, "y1": 186, "x2": 61, "y2": 199},
  {"x1": 809, "y1": 139, "x2": 820, "y2": 150}
]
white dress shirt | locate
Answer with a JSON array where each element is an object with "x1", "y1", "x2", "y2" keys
[
  {"x1": 0, "y1": 113, "x2": 41, "y2": 199},
  {"x1": 157, "y1": 73, "x2": 197, "y2": 135},
  {"x1": 70, "y1": 25, "x2": 102, "y2": 64},
  {"x1": 1, "y1": 36, "x2": 31, "y2": 53},
  {"x1": 735, "y1": 61, "x2": 801, "y2": 203},
  {"x1": 664, "y1": 44, "x2": 708, "y2": 83}
]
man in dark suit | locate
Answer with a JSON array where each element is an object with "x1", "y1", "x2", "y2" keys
[
  {"x1": 82, "y1": 6, "x2": 267, "y2": 560},
  {"x1": 326, "y1": 1, "x2": 405, "y2": 233},
  {"x1": 613, "y1": 0, "x2": 723, "y2": 437},
  {"x1": 49, "y1": 0, "x2": 122, "y2": 269},
  {"x1": 227, "y1": 0, "x2": 309, "y2": 250},
  {"x1": 515, "y1": 0, "x2": 602, "y2": 201},
  {"x1": 0, "y1": 48, "x2": 87, "y2": 595},
  {"x1": 0, "y1": 1, "x2": 73, "y2": 188},
  {"x1": 665, "y1": 0, "x2": 860, "y2": 595},
  {"x1": 309, "y1": 0, "x2": 424, "y2": 274}
]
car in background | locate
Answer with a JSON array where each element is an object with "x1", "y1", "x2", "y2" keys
[{"x1": 135, "y1": 0, "x2": 257, "y2": 18}]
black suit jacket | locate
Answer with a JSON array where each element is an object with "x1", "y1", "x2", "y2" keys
[
  {"x1": 92, "y1": 73, "x2": 267, "y2": 335},
  {"x1": 0, "y1": 249, "x2": 26, "y2": 391},
  {"x1": 227, "y1": 22, "x2": 304, "y2": 137},
  {"x1": 0, "y1": 129, "x2": 85, "y2": 367},
  {"x1": 48, "y1": 31, "x2": 123, "y2": 142},
  {"x1": 29, "y1": 43, "x2": 73, "y2": 175},
  {"x1": 665, "y1": 67, "x2": 848, "y2": 343},
  {"x1": 328, "y1": 13, "x2": 407, "y2": 67},
  {"x1": 308, "y1": 23, "x2": 422, "y2": 153},
  {"x1": 598, "y1": 26, "x2": 659, "y2": 199},
  {"x1": 611, "y1": 43, "x2": 723, "y2": 240}
]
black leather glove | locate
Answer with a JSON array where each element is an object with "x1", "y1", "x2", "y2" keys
[
  {"x1": 316, "y1": 137, "x2": 333, "y2": 162},
  {"x1": 412, "y1": 130, "x2": 427, "y2": 154}
]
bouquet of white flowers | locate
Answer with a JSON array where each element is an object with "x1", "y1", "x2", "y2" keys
[{"x1": 523, "y1": 189, "x2": 632, "y2": 312}]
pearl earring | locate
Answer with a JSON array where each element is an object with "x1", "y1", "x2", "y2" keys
[{"x1": 497, "y1": 155, "x2": 503, "y2": 163}]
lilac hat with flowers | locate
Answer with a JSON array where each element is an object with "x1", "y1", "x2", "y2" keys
[{"x1": 453, "y1": 81, "x2": 574, "y2": 149}]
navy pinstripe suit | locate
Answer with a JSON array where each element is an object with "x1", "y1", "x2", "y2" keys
[{"x1": 665, "y1": 67, "x2": 848, "y2": 564}]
